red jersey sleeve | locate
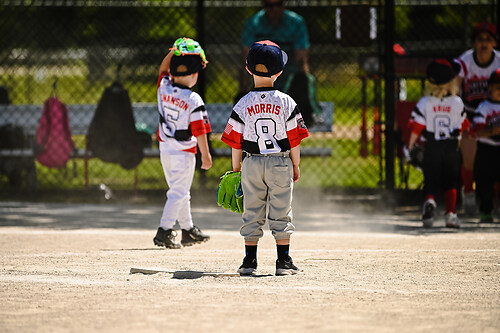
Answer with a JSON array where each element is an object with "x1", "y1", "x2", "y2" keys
[{"x1": 286, "y1": 107, "x2": 310, "y2": 148}]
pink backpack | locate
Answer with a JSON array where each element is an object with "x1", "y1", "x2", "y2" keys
[{"x1": 35, "y1": 97, "x2": 74, "y2": 168}]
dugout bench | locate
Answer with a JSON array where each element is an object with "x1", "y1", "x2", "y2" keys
[{"x1": 0, "y1": 102, "x2": 333, "y2": 190}]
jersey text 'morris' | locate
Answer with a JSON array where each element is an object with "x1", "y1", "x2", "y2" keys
[{"x1": 248, "y1": 103, "x2": 281, "y2": 116}]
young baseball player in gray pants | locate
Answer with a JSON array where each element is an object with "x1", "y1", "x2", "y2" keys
[{"x1": 221, "y1": 40, "x2": 310, "y2": 276}]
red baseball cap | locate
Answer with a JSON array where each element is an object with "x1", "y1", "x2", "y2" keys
[
  {"x1": 426, "y1": 59, "x2": 461, "y2": 85},
  {"x1": 473, "y1": 22, "x2": 497, "y2": 39}
]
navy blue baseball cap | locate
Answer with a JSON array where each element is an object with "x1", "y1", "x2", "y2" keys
[
  {"x1": 170, "y1": 55, "x2": 204, "y2": 76},
  {"x1": 426, "y1": 58, "x2": 461, "y2": 85},
  {"x1": 246, "y1": 40, "x2": 288, "y2": 77}
]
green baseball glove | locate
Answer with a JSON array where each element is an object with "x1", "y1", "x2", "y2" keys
[{"x1": 217, "y1": 171, "x2": 243, "y2": 214}]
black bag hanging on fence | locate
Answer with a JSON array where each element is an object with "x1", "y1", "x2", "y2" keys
[
  {"x1": 284, "y1": 71, "x2": 323, "y2": 128},
  {"x1": 86, "y1": 66, "x2": 147, "y2": 170},
  {"x1": 0, "y1": 123, "x2": 37, "y2": 190}
]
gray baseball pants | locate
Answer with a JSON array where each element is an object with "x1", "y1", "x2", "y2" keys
[{"x1": 240, "y1": 152, "x2": 295, "y2": 242}]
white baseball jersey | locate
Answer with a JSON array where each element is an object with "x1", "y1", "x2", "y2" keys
[
  {"x1": 156, "y1": 73, "x2": 211, "y2": 153},
  {"x1": 473, "y1": 99, "x2": 500, "y2": 146},
  {"x1": 410, "y1": 95, "x2": 465, "y2": 141},
  {"x1": 456, "y1": 49, "x2": 500, "y2": 112},
  {"x1": 221, "y1": 88, "x2": 309, "y2": 153}
]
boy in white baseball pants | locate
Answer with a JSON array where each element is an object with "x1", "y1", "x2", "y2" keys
[{"x1": 153, "y1": 38, "x2": 212, "y2": 249}]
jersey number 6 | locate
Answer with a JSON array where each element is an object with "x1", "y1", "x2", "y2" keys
[{"x1": 434, "y1": 115, "x2": 451, "y2": 139}]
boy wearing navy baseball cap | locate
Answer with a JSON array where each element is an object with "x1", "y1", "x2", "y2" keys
[{"x1": 222, "y1": 40, "x2": 309, "y2": 276}]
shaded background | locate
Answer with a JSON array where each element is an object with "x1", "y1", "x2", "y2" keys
[{"x1": 0, "y1": 0, "x2": 497, "y2": 199}]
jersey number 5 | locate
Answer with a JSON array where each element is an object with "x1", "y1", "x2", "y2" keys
[{"x1": 161, "y1": 104, "x2": 179, "y2": 137}]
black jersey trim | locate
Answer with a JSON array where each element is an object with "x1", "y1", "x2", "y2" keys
[
  {"x1": 172, "y1": 82, "x2": 191, "y2": 89},
  {"x1": 191, "y1": 105, "x2": 206, "y2": 114},
  {"x1": 252, "y1": 87, "x2": 277, "y2": 92},
  {"x1": 174, "y1": 129, "x2": 192, "y2": 141},
  {"x1": 159, "y1": 112, "x2": 193, "y2": 141},
  {"x1": 230, "y1": 110, "x2": 244, "y2": 124},
  {"x1": 473, "y1": 51, "x2": 495, "y2": 68},
  {"x1": 413, "y1": 106, "x2": 424, "y2": 118},
  {"x1": 242, "y1": 139, "x2": 291, "y2": 154},
  {"x1": 286, "y1": 105, "x2": 300, "y2": 122}
]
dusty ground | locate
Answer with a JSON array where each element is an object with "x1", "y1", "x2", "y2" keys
[{"x1": 0, "y1": 198, "x2": 499, "y2": 333}]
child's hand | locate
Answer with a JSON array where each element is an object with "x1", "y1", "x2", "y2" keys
[
  {"x1": 201, "y1": 153, "x2": 213, "y2": 170},
  {"x1": 293, "y1": 164, "x2": 300, "y2": 183},
  {"x1": 159, "y1": 50, "x2": 175, "y2": 75}
]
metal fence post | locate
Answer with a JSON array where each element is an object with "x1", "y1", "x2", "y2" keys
[
  {"x1": 197, "y1": 0, "x2": 206, "y2": 100},
  {"x1": 384, "y1": 0, "x2": 395, "y2": 190}
]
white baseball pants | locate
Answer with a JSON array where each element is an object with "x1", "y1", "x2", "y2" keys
[{"x1": 159, "y1": 149, "x2": 196, "y2": 230}]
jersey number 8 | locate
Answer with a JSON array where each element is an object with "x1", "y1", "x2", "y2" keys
[{"x1": 255, "y1": 118, "x2": 279, "y2": 151}]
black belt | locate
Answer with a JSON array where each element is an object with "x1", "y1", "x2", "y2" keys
[{"x1": 245, "y1": 151, "x2": 290, "y2": 157}]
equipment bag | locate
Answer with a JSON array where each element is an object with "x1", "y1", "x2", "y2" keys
[
  {"x1": 86, "y1": 80, "x2": 146, "y2": 170},
  {"x1": 284, "y1": 72, "x2": 323, "y2": 128},
  {"x1": 35, "y1": 97, "x2": 75, "y2": 168}
]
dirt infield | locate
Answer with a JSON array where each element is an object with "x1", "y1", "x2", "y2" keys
[{"x1": 0, "y1": 200, "x2": 499, "y2": 333}]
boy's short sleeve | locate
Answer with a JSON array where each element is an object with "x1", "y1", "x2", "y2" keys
[
  {"x1": 286, "y1": 106, "x2": 309, "y2": 148},
  {"x1": 471, "y1": 102, "x2": 487, "y2": 129},
  {"x1": 455, "y1": 56, "x2": 466, "y2": 79},
  {"x1": 157, "y1": 72, "x2": 170, "y2": 89},
  {"x1": 408, "y1": 98, "x2": 426, "y2": 135},
  {"x1": 221, "y1": 110, "x2": 244, "y2": 150},
  {"x1": 190, "y1": 105, "x2": 211, "y2": 137}
]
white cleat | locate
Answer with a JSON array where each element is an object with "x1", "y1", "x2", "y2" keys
[{"x1": 445, "y1": 212, "x2": 460, "y2": 228}]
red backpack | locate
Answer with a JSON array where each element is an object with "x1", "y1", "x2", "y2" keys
[{"x1": 35, "y1": 97, "x2": 75, "y2": 168}]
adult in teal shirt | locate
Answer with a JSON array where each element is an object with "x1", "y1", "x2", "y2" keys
[{"x1": 239, "y1": 0, "x2": 310, "y2": 92}]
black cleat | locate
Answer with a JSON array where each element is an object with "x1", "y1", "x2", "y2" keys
[
  {"x1": 153, "y1": 228, "x2": 181, "y2": 249},
  {"x1": 276, "y1": 257, "x2": 300, "y2": 276},
  {"x1": 422, "y1": 199, "x2": 436, "y2": 228},
  {"x1": 181, "y1": 226, "x2": 210, "y2": 246},
  {"x1": 237, "y1": 256, "x2": 257, "y2": 276}
]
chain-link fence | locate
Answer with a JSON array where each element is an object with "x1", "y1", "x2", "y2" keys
[{"x1": 0, "y1": 0, "x2": 497, "y2": 197}]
